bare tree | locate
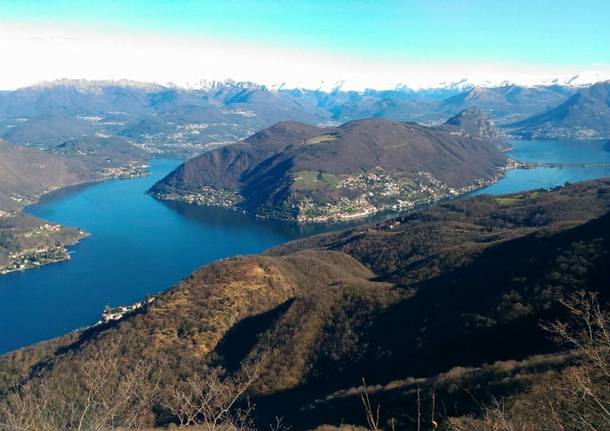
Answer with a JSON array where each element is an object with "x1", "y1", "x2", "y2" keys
[
  {"x1": 162, "y1": 364, "x2": 259, "y2": 430},
  {"x1": 539, "y1": 291, "x2": 610, "y2": 430},
  {"x1": 360, "y1": 379, "x2": 381, "y2": 431},
  {"x1": 0, "y1": 336, "x2": 161, "y2": 431},
  {"x1": 447, "y1": 291, "x2": 610, "y2": 431}
]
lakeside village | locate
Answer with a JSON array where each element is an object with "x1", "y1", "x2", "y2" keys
[
  {"x1": 0, "y1": 245, "x2": 71, "y2": 275},
  {"x1": 291, "y1": 158, "x2": 571, "y2": 222},
  {"x1": 101, "y1": 161, "x2": 150, "y2": 179},
  {"x1": 96, "y1": 296, "x2": 156, "y2": 326},
  {"x1": 152, "y1": 158, "x2": 541, "y2": 223},
  {"x1": 0, "y1": 223, "x2": 88, "y2": 275}
]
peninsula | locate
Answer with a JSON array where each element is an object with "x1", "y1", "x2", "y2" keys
[{"x1": 150, "y1": 115, "x2": 507, "y2": 222}]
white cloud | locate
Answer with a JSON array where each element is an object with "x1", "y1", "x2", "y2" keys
[{"x1": 1, "y1": 22, "x2": 609, "y2": 91}]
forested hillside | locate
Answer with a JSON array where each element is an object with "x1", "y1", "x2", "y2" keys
[{"x1": 2, "y1": 179, "x2": 609, "y2": 429}]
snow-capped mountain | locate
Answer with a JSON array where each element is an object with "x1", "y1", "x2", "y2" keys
[
  {"x1": 28, "y1": 78, "x2": 166, "y2": 93},
  {"x1": 555, "y1": 71, "x2": 610, "y2": 87},
  {"x1": 17, "y1": 69, "x2": 610, "y2": 98}
]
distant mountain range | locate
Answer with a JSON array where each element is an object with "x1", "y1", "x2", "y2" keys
[
  {"x1": 0, "y1": 78, "x2": 607, "y2": 163},
  {"x1": 184, "y1": 70, "x2": 610, "y2": 92},
  {"x1": 441, "y1": 85, "x2": 574, "y2": 124},
  {"x1": 149, "y1": 115, "x2": 506, "y2": 222},
  {"x1": 509, "y1": 81, "x2": 610, "y2": 139}
]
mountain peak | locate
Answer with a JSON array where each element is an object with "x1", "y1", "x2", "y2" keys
[
  {"x1": 444, "y1": 107, "x2": 501, "y2": 142},
  {"x1": 561, "y1": 72, "x2": 610, "y2": 87}
]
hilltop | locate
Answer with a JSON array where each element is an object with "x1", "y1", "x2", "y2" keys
[
  {"x1": 149, "y1": 118, "x2": 506, "y2": 222},
  {"x1": 442, "y1": 106, "x2": 508, "y2": 149}
]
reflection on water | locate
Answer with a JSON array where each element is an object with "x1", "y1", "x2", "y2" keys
[{"x1": 160, "y1": 199, "x2": 355, "y2": 239}]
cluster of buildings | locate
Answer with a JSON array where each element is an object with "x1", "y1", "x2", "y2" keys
[
  {"x1": 154, "y1": 186, "x2": 243, "y2": 209},
  {"x1": 158, "y1": 159, "x2": 525, "y2": 224},
  {"x1": 296, "y1": 195, "x2": 378, "y2": 223},
  {"x1": 23, "y1": 223, "x2": 61, "y2": 236},
  {"x1": 99, "y1": 296, "x2": 155, "y2": 324},
  {"x1": 220, "y1": 108, "x2": 257, "y2": 118},
  {"x1": 134, "y1": 120, "x2": 251, "y2": 156},
  {"x1": 0, "y1": 246, "x2": 70, "y2": 275},
  {"x1": 10, "y1": 193, "x2": 36, "y2": 206},
  {"x1": 101, "y1": 162, "x2": 150, "y2": 179},
  {"x1": 295, "y1": 168, "x2": 464, "y2": 223},
  {"x1": 293, "y1": 164, "x2": 522, "y2": 223}
]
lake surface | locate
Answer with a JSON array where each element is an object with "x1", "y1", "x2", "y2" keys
[
  {"x1": 1, "y1": 138, "x2": 609, "y2": 354},
  {"x1": 472, "y1": 139, "x2": 610, "y2": 195},
  {"x1": 0, "y1": 159, "x2": 351, "y2": 354}
]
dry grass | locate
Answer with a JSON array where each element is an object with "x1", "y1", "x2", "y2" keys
[{"x1": 306, "y1": 135, "x2": 338, "y2": 145}]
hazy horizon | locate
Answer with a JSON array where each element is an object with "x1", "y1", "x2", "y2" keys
[{"x1": 1, "y1": 0, "x2": 609, "y2": 91}]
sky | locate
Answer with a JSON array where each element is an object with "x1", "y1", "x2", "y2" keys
[{"x1": 0, "y1": 0, "x2": 609, "y2": 90}]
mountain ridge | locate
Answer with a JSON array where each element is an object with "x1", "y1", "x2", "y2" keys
[
  {"x1": 0, "y1": 78, "x2": 605, "y2": 166},
  {"x1": 15, "y1": 71, "x2": 610, "y2": 93},
  {"x1": 510, "y1": 81, "x2": 610, "y2": 139}
]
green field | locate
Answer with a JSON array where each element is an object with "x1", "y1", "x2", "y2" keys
[{"x1": 292, "y1": 170, "x2": 341, "y2": 191}]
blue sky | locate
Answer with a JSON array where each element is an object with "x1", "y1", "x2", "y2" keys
[{"x1": 0, "y1": 0, "x2": 609, "y2": 89}]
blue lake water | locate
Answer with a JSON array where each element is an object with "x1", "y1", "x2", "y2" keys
[
  {"x1": 472, "y1": 139, "x2": 610, "y2": 195},
  {"x1": 0, "y1": 159, "x2": 347, "y2": 354},
  {"x1": 1, "y1": 139, "x2": 610, "y2": 354}
]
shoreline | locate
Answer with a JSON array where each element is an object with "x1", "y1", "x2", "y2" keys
[
  {"x1": 26, "y1": 164, "x2": 151, "y2": 208},
  {"x1": 151, "y1": 155, "x2": 610, "y2": 225},
  {"x1": 151, "y1": 162, "x2": 515, "y2": 225},
  {"x1": 0, "y1": 230, "x2": 90, "y2": 276},
  {"x1": 0, "y1": 165, "x2": 150, "y2": 277}
]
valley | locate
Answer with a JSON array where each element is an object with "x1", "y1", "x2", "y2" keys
[
  {"x1": 1, "y1": 78, "x2": 610, "y2": 430},
  {"x1": 2, "y1": 3, "x2": 610, "y2": 429}
]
